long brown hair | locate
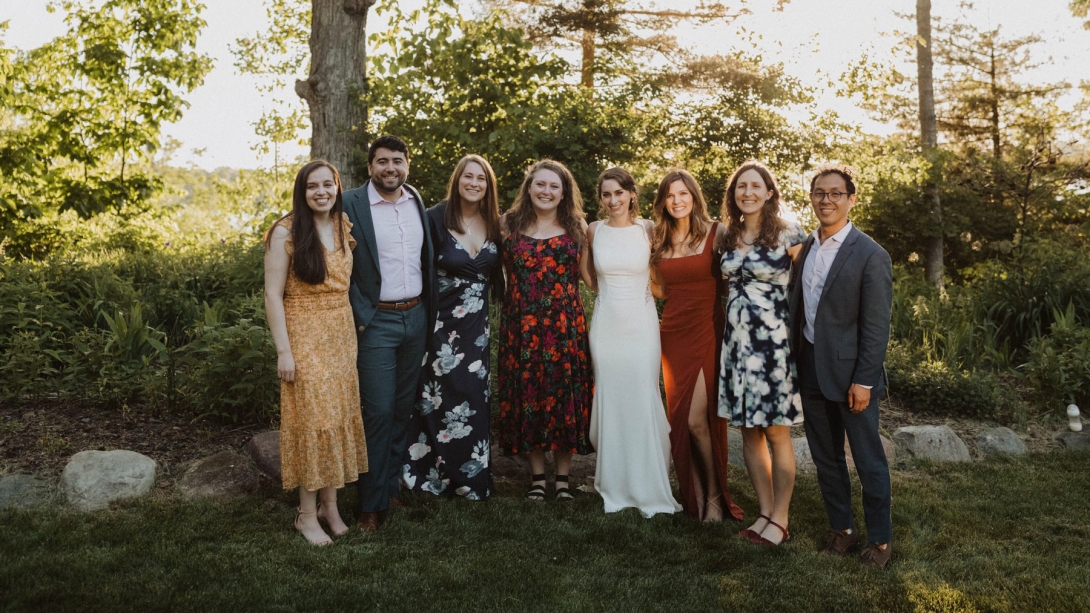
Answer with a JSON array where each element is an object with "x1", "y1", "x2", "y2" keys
[
  {"x1": 650, "y1": 169, "x2": 711, "y2": 265},
  {"x1": 720, "y1": 160, "x2": 786, "y2": 252},
  {"x1": 265, "y1": 160, "x2": 345, "y2": 285},
  {"x1": 595, "y1": 166, "x2": 639, "y2": 222},
  {"x1": 444, "y1": 154, "x2": 501, "y2": 244},
  {"x1": 505, "y1": 159, "x2": 586, "y2": 247}
]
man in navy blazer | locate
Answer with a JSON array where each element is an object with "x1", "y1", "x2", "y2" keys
[
  {"x1": 789, "y1": 164, "x2": 894, "y2": 569},
  {"x1": 343, "y1": 135, "x2": 438, "y2": 533}
]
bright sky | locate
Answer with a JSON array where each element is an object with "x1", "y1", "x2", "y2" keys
[{"x1": 1, "y1": 0, "x2": 1087, "y2": 170}]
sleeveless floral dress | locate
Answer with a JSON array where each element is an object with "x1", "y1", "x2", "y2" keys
[
  {"x1": 278, "y1": 213, "x2": 369, "y2": 491},
  {"x1": 496, "y1": 233, "x2": 593, "y2": 456}
]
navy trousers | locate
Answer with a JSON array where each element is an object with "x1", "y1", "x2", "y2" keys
[
  {"x1": 798, "y1": 340, "x2": 892, "y2": 545},
  {"x1": 355, "y1": 303, "x2": 427, "y2": 513}
]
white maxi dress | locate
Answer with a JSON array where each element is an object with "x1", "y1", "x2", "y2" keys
[{"x1": 587, "y1": 222, "x2": 682, "y2": 517}]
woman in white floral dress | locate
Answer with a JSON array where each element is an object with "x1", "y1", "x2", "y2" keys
[
  {"x1": 717, "y1": 160, "x2": 807, "y2": 546},
  {"x1": 402, "y1": 155, "x2": 504, "y2": 500}
]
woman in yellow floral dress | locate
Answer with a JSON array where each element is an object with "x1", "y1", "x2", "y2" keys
[{"x1": 264, "y1": 160, "x2": 368, "y2": 546}]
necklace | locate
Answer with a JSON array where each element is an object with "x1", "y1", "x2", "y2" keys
[{"x1": 741, "y1": 238, "x2": 755, "y2": 246}]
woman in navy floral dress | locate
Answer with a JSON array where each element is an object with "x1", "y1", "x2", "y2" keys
[
  {"x1": 403, "y1": 155, "x2": 504, "y2": 500},
  {"x1": 497, "y1": 159, "x2": 593, "y2": 502},
  {"x1": 717, "y1": 160, "x2": 807, "y2": 546}
]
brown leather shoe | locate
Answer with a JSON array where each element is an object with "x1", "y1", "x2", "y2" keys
[
  {"x1": 821, "y1": 529, "x2": 860, "y2": 556},
  {"x1": 356, "y1": 511, "x2": 381, "y2": 534},
  {"x1": 860, "y1": 543, "x2": 892, "y2": 569}
]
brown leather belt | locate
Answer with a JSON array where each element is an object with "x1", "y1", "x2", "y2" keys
[{"x1": 377, "y1": 296, "x2": 420, "y2": 311}]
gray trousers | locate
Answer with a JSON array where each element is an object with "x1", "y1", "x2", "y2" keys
[
  {"x1": 798, "y1": 339, "x2": 892, "y2": 545},
  {"x1": 355, "y1": 303, "x2": 427, "y2": 513}
]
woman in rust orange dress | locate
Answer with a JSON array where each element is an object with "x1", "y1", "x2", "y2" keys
[{"x1": 650, "y1": 169, "x2": 742, "y2": 522}]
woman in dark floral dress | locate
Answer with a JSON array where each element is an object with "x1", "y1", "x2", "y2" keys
[
  {"x1": 497, "y1": 159, "x2": 593, "y2": 502},
  {"x1": 717, "y1": 160, "x2": 807, "y2": 546},
  {"x1": 403, "y1": 155, "x2": 504, "y2": 501}
]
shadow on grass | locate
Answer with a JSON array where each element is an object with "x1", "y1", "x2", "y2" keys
[{"x1": 3, "y1": 451, "x2": 1089, "y2": 612}]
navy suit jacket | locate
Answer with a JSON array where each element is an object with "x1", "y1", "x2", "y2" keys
[
  {"x1": 788, "y1": 225, "x2": 893, "y2": 402},
  {"x1": 342, "y1": 180, "x2": 438, "y2": 338}
]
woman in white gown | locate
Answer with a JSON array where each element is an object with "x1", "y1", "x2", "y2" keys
[{"x1": 581, "y1": 167, "x2": 682, "y2": 517}]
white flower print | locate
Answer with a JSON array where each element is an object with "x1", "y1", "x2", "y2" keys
[
  {"x1": 408, "y1": 432, "x2": 431, "y2": 460},
  {"x1": 474, "y1": 330, "x2": 489, "y2": 348},
  {"x1": 420, "y1": 382, "x2": 442, "y2": 415},
  {"x1": 468, "y1": 360, "x2": 482, "y2": 373},
  {"x1": 401, "y1": 464, "x2": 416, "y2": 489},
  {"x1": 432, "y1": 343, "x2": 464, "y2": 376},
  {"x1": 422, "y1": 467, "x2": 448, "y2": 495},
  {"x1": 745, "y1": 354, "x2": 764, "y2": 373},
  {"x1": 438, "y1": 402, "x2": 475, "y2": 440},
  {"x1": 471, "y1": 439, "x2": 489, "y2": 468},
  {"x1": 453, "y1": 284, "x2": 485, "y2": 318}
]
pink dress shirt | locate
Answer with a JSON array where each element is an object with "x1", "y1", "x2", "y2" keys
[{"x1": 367, "y1": 181, "x2": 424, "y2": 302}]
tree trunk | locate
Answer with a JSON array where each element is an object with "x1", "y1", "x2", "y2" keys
[
  {"x1": 916, "y1": 0, "x2": 944, "y2": 290},
  {"x1": 581, "y1": 28, "x2": 595, "y2": 88},
  {"x1": 988, "y1": 46, "x2": 1001, "y2": 160},
  {"x1": 295, "y1": 0, "x2": 375, "y2": 189}
]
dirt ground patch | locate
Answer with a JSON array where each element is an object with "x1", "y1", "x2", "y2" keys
[
  {"x1": 0, "y1": 400, "x2": 267, "y2": 483},
  {"x1": 1, "y1": 395, "x2": 1071, "y2": 486}
]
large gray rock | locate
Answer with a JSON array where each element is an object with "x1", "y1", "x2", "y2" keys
[
  {"x1": 0, "y1": 474, "x2": 50, "y2": 509},
  {"x1": 893, "y1": 426, "x2": 971, "y2": 462},
  {"x1": 793, "y1": 437, "x2": 815, "y2": 472},
  {"x1": 62, "y1": 450, "x2": 157, "y2": 511},
  {"x1": 728, "y1": 429, "x2": 744, "y2": 467},
  {"x1": 178, "y1": 451, "x2": 260, "y2": 500},
  {"x1": 569, "y1": 452, "x2": 596, "y2": 479},
  {"x1": 977, "y1": 427, "x2": 1027, "y2": 457},
  {"x1": 844, "y1": 435, "x2": 898, "y2": 468},
  {"x1": 246, "y1": 431, "x2": 282, "y2": 484},
  {"x1": 1058, "y1": 431, "x2": 1090, "y2": 450}
]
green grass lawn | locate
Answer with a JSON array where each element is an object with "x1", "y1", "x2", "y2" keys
[{"x1": 4, "y1": 450, "x2": 1090, "y2": 612}]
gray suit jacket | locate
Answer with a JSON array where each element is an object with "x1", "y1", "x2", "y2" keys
[
  {"x1": 342, "y1": 180, "x2": 438, "y2": 337},
  {"x1": 788, "y1": 225, "x2": 893, "y2": 402}
]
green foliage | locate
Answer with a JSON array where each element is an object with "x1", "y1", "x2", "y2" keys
[
  {"x1": 885, "y1": 342, "x2": 1029, "y2": 425},
  {"x1": 844, "y1": 7, "x2": 1090, "y2": 273},
  {"x1": 180, "y1": 299, "x2": 279, "y2": 422},
  {"x1": 0, "y1": 0, "x2": 211, "y2": 226},
  {"x1": 368, "y1": 0, "x2": 626, "y2": 206},
  {"x1": 967, "y1": 237, "x2": 1090, "y2": 359},
  {"x1": 367, "y1": 0, "x2": 829, "y2": 215},
  {"x1": 1024, "y1": 303, "x2": 1090, "y2": 411},
  {"x1": 0, "y1": 166, "x2": 282, "y2": 422},
  {"x1": 232, "y1": 0, "x2": 310, "y2": 171}
]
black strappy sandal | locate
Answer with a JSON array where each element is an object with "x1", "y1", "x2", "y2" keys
[
  {"x1": 554, "y1": 475, "x2": 574, "y2": 501},
  {"x1": 527, "y1": 473, "x2": 547, "y2": 502}
]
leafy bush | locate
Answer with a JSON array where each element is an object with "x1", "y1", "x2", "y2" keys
[
  {"x1": 179, "y1": 298, "x2": 279, "y2": 422},
  {"x1": 885, "y1": 342, "x2": 1030, "y2": 425},
  {"x1": 1023, "y1": 304, "x2": 1090, "y2": 412},
  {"x1": 967, "y1": 237, "x2": 1090, "y2": 362}
]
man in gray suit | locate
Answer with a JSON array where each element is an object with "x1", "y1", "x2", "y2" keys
[
  {"x1": 789, "y1": 164, "x2": 894, "y2": 569},
  {"x1": 343, "y1": 135, "x2": 437, "y2": 533}
]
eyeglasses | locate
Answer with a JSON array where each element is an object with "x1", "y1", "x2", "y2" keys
[{"x1": 809, "y1": 191, "x2": 850, "y2": 203}]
